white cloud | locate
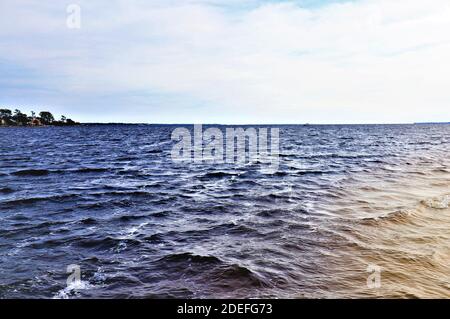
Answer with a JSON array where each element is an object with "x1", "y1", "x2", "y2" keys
[{"x1": 1, "y1": 0, "x2": 450, "y2": 123}]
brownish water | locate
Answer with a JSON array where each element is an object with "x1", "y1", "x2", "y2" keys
[{"x1": 312, "y1": 152, "x2": 450, "y2": 298}]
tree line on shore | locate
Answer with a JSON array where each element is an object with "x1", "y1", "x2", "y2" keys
[{"x1": 0, "y1": 108, "x2": 79, "y2": 126}]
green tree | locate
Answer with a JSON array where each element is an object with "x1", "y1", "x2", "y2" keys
[
  {"x1": 0, "y1": 109, "x2": 12, "y2": 119},
  {"x1": 39, "y1": 111, "x2": 54, "y2": 124},
  {"x1": 13, "y1": 109, "x2": 28, "y2": 125}
]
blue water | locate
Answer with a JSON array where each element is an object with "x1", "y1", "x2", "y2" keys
[{"x1": 0, "y1": 124, "x2": 449, "y2": 298}]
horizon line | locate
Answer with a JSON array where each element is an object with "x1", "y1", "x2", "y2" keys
[{"x1": 79, "y1": 122, "x2": 450, "y2": 126}]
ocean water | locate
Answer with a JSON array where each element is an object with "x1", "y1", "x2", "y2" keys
[{"x1": 0, "y1": 124, "x2": 449, "y2": 299}]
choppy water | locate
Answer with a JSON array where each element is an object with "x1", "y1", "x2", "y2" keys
[{"x1": 0, "y1": 124, "x2": 449, "y2": 299}]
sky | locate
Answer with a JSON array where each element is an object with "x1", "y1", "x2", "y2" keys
[{"x1": 1, "y1": 0, "x2": 450, "y2": 124}]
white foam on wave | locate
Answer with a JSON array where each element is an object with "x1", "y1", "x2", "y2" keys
[
  {"x1": 421, "y1": 195, "x2": 449, "y2": 209},
  {"x1": 120, "y1": 222, "x2": 149, "y2": 239},
  {"x1": 53, "y1": 280, "x2": 94, "y2": 299},
  {"x1": 53, "y1": 267, "x2": 107, "y2": 299}
]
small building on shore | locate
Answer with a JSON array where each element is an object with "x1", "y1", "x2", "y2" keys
[{"x1": 30, "y1": 118, "x2": 42, "y2": 126}]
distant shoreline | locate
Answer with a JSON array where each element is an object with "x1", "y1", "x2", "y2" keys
[
  {"x1": 1, "y1": 122, "x2": 449, "y2": 127},
  {"x1": 1, "y1": 109, "x2": 79, "y2": 127},
  {"x1": 73, "y1": 122, "x2": 450, "y2": 126}
]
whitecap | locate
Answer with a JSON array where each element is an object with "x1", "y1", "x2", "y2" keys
[
  {"x1": 53, "y1": 280, "x2": 93, "y2": 299},
  {"x1": 421, "y1": 195, "x2": 449, "y2": 209}
]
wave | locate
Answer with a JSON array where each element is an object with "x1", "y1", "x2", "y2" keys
[
  {"x1": 0, "y1": 187, "x2": 15, "y2": 194},
  {"x1": 151, "y1": 211, "x2": 171, "y2": 218},
  {"x1": 357, "y1": 193, "x2": 450, "y2": 227},
  {"x1": 294, "y1": 170, "x2": 329, "y2": 175},
  {"x1": 421, "y1": 195, "x2": 449, "y2": 209},
  {"x1": 2, "y1": 220, "x2": 66, "y2": 238},
  {"x1": 79, "y1": 217, "x2": 98, "y2": 225},
  {"x1": 432, "y1": 168, "x2": 450, "y2": 174},
  {"x1": 75, "y1": 236, "x2": 141, "y2": 250},
  {"x1": 199, "y1": 171, "x2": 239, "y2": 180},
  {"x1": 115, "y1": 155, "x2": 139, "y2": 161},
  {"x1": 1, "y1": 194, "x2": 80, "y2": 206},
  {"x1": 93, "y1": 190, "x2": 154, "y2": 198},
  {"x1": 153, "y1": 252, "x2": 268, "y2": 288},
  {"x1": 257, "y1": 209, "x2": 289, "y2": 218},
  {"x1": 10, "y1": 167, "x2": 111, "y2": 177},
  {"x1": 209, "y1": 223, "x2": 262, "y2": 237},
  {"x1": 116, "y1": 214, "x2": 148, "y2": 222},
  {"x1": 214, "y1": 264, "x2": 270, "y2": 288},
  {"x1": 11, "y1": 169, "x2": 50, "y2": 176},
  {"x1": 53, "y1": 280, "x2": 94, "y2": 299},
  {"x1": 142, "y1": 233, "x2": 165, "y2": 243},
  {"x1": 158, "y1": 252, "x2": 222, "y2": 265},
  {"x1": 359, "y1": 210, "x2": 413, "y2": 225},
  {"x1": 75, "y1": 167, "x2": 110, "y2": 173}
]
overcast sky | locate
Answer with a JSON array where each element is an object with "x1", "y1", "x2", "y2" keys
[{"x1": 1, "y1": 0, "x2": 450, "y2": 124}]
